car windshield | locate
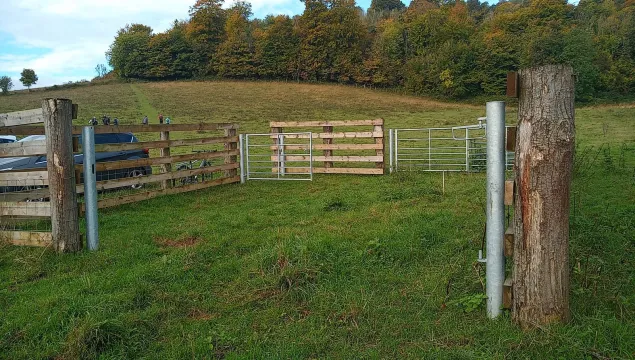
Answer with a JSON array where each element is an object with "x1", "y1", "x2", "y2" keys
[{"x1": 18, "y1": 135, "x2": 46, "y2": 142}]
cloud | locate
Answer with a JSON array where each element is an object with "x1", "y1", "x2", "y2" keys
[{"x1": 0, "y1": 0, "x2": 369, "y2": 89}]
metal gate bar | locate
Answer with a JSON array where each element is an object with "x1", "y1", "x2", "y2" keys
[
  {"x1": 245, "y1": 132, "x2": 313, "y2": 181},
  {"x1": 391, "y1": 125, "x2": 514, "y2": 172}
]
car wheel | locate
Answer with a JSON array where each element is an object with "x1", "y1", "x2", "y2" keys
[{"x1": 129, "y1": 169, "x2": 145, "y2": 190}]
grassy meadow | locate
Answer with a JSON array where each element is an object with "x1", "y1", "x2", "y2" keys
[{"x1": 0, "y1": 81, "x2": 633, "y2": 359}]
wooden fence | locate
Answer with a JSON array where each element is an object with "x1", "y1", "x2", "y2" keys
[
  {"x1": 73, "y1": 123, "x2": 241, "y2": 211},
  {"x1": 0, "y1": 107, "x2": 61, "y2": 247},
  {"x1": 270, "y1": 119, "x2": 385, "y2": 175},
  {"x1": 1, "y1": 102, "x2": 240, "y2": 249}
]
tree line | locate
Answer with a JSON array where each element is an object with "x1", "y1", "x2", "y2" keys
[
  {"x1": 0, "y1": 69, "x2": 38, "y2": 95},
  {"x1": 107, "y1": 0, "x2": 635, "y2": 101}
]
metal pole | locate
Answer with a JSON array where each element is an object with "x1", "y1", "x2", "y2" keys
[
  {"x1": 428, "y1": 129, "x2": 432, "y2": 171},
  {"x1": 486, "y1": 101, "x2": 506, "y2": 319},
  {"x1": 239, "y1": 134, "x2": 246, "y2": 184},
  {"x1": 82, "y1": 126, "x2": 99, "y2": 251},
  {"x1": 389, "y1": 129, "x2": 394, "y2": 174},
  {"x1": 394, "y1": 130, "x2": 399, "y2": 171},
  {"x1": 309, "y1": 132, "x2": 313, "y2": 181},
  {"x1": 245, "y1": 135, "x2": 251, "y2": 181},
  {"x1": 465, "y1": 128, "x2": 470, "y2": 172},
  {"x1": 280, "y1": 134, "x2": 285, "y2": 177}
]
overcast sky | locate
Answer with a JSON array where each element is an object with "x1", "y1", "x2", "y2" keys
[{"x1": 0, "y1": 0, "x2": 413, "y2": 90}]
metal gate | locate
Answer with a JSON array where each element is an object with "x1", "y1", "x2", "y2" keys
[
  {"x1": 389, "y1": 123, "x2": 515, "y2": 172},
  {"x1": 243, "y1": 132, "x2": 313, "y2": 181}
]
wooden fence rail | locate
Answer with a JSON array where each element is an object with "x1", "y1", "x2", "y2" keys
[{"x1": 270, "y1": 119, "x2": 385, "y2": 175}]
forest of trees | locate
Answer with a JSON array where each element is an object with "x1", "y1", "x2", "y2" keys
[{"x1": 107, "y1": 0, "x2": 635, "y2": 101}]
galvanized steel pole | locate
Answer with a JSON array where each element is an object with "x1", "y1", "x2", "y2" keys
[
  {"x1": 389, "y1": 129, "x2": 394, "y2": 174},
  {"x1": 82, "y1": 126, "x2": 99, "y2": 251},
  {"x1": 486, "y1": 101, "x2": 506, "y2": 318},
  {"x1": 239, "y1": 134, "x2": 246, "y2": 184}
]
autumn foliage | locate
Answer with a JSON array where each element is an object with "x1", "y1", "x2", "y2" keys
[{"x1": 107, "y1": 0, "x2": 635, "y2": 100}]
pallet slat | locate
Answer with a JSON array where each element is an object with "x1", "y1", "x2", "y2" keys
[
  {"x1": 505, "y1": 180, "x2": 515, "y2": 206},
  {"x1": 91, "y1": 136, "x2": 239, "y2": 153},
  {"x1": 273, "y1": 167, "x2": 384, "y2": 175},
  {"x1": 270, "y1": 119, "x2": 383, "y2": 127},
  {"x1": 0, "y1": 202, "x2": 51, "y2": 217},
  {"x1": 0, "y1": 189, "x2": 50, "y2": 202},
  {"x1": 269, "y1": 143, "x2": 383, "y2": 151},
  {"x1": 0, "y1": 109, "x2": 44, "y2": 127},
  {"x1": 76, "y1": 163, "x2": 239, "y2": 193},
  {"x1": 272, "y1": 155, "x2": 383, "y2": 163},
  {"x1": 271, "y1": 132, "x2": 383, "y2": 139},
  {"x1": 0, "y1": 140, "x2": 47, "y2": 158},
  {"x1": 89, "y1": 176, "x2": 240, "y2": 210},
  {"x1": 0, "y1": 171, "x2": 48, "y2": 186},
  {"x1": 0, "y1": 231, "x2": 52, "y2": 247},
  {"x1": 505, "y1": 225, "x2": 514, "y2": 257},
  {"x1": 0, "y1": 123, "x2": 239, "y2": 136},
  {"x1": 503, "y1": 278, "x2": 513, "y2": 309},
  {"x1": 76, "y1": 149, "x2": 240, "y2": 172}
]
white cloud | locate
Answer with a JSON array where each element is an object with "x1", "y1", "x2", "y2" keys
[{"x1": 0, "y1": 0, "x2": 306, "y2": 89}]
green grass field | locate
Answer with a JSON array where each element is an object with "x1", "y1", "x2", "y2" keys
[{"x1": 0, "y1": 81, "x2": 634, "y2": 359}]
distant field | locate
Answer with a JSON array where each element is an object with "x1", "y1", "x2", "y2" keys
[{"x1": 0, "y1": 81, "x2": 633, "y2": 359}]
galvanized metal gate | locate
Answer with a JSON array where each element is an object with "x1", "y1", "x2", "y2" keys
[
  {"x1": 389, "y1": 123, "x2": 515, "y2": 172},
  {"x1": 242, "y1": 132, "x2": 313, "y2": 181}
]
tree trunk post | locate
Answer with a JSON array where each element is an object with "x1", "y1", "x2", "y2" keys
[
  {"x1": 42, "y1": 98, "x2": 81, "y2": 253},
  {"x1": 512, "y1": 65, "x2": 575, "y2": 328}
]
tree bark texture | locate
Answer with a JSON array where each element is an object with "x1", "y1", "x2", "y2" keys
[
  {"x1": 42, "y1": 98, "x2": 81, "y2": 253},
  {"x1": 512, "y1": 65, "x2": 575, "y2": 328}
]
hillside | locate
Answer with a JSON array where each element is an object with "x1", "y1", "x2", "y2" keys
[{"x1": 0, "y1": 81, "x2": 633, "y2": 359}]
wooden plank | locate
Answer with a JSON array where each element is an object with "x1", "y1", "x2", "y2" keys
[
  {"x1": 224, "y1": 128, "x2": 238, "y2": 178},
  {"x1": 505, "y1": 180, "x2": 515, "y2": 206},
  {"x1": 91, "y1": 136, "x2": 238, "y2": 153},
  {"x1": 506, "y1": 126, "x2": 517, "y2": 152},
  {"x1": 0, "y1": 202, "x2": 51, "y2": 217},
  {"x1": 0, "y1": 231, "x2": 52, "y2": 247},
  {"x1": 270, "y1": 119, "x2": 383, "y2": 128},
  {"x1": 91, "y1": 176, "x2": 240, "y2": 210},
  {"x1": 274, "y1": 167, "x2": 384, "y2": 175},
  {"x1": 0, "y1": 189, "x2": 49, "y2": 202},
  {"x1": 269, "y1": 143, "x2": 384, "y2": 151},
  {"x1": 77, "y1": 150, "x2": 240, "y2": 172},
  {"x1": 0, "y1": 109, "x2": 44, "y2": 127},
  {"x1": 0, "y1": 171, "x2": 48, "y2": 186},
  {"x1": 0, "y1": 123, "x2": 239, "y2": 136},
  {"x1": 0, "y1": 140, "x2": 47, "y2": 158},
  {"x1": 374, "y1": 124, "x2": 385, "y2": 171},
  {"x1": 505, "y1": 225, "x2": 514, "y2": 258},
  {"x1": 271, "y1": 155, "x2": 383, "y2": 163},
  {"x1": 506, "y1": 72, "x2": 519, "y2": 98},
  {"x1": 323, "y1": 125, "x2": 334, "y2": 169},
  {"x1": 76, "y1": 163, "x2": 239, "y2": 193},
  {"x1": 271, "y1": 132, "x2": 383, "y2": 139},
  {"x1": 503, "y1": 278, "x2": 513, "y2": 309}
]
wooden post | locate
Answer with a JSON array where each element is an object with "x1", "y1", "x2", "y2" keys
[
  {"x1": 42, "y1": 99, "x2": 81, "y2": 253},
  {"x1": 224, "y1": 127, "x2": 238, "y2": 178},
  {"x1": 512, "y1": 65, "x2": 575, "y2": 329},
  {"x1": 374, "y1": 120, "x2": 385, "y2": 173},
  {"x1": 160, "y1": 130, "x2": 171, "y2": 189},
  {"x1": 323, "y1": 126, "x2": 333, "y2": 169}
]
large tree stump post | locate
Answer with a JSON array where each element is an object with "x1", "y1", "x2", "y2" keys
[
  {"x1": 42, "y1": 99, "x2": 81, "y2": 253},
  {"x1": 512, "y1": 65, "x2": 575, "y2": 328}
]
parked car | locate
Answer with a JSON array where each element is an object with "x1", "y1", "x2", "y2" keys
[
  {"x1": 0, "y1": 133, "x2": 152, "y2": 193},
  {"x1": 0, "y1": 135, "x2": 17, "y2": 144}
]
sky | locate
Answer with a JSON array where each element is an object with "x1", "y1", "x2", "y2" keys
[{"x1": 0, "y1": 0, "x2": 412, "y2": 90}]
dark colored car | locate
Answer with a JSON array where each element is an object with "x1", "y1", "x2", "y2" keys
[
  {"x1": 0, "y1": 133, "x2": 152, "y2": 192},
  {"x1": 0, "y1": 136, "x2": 16, "y2": 144}
]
